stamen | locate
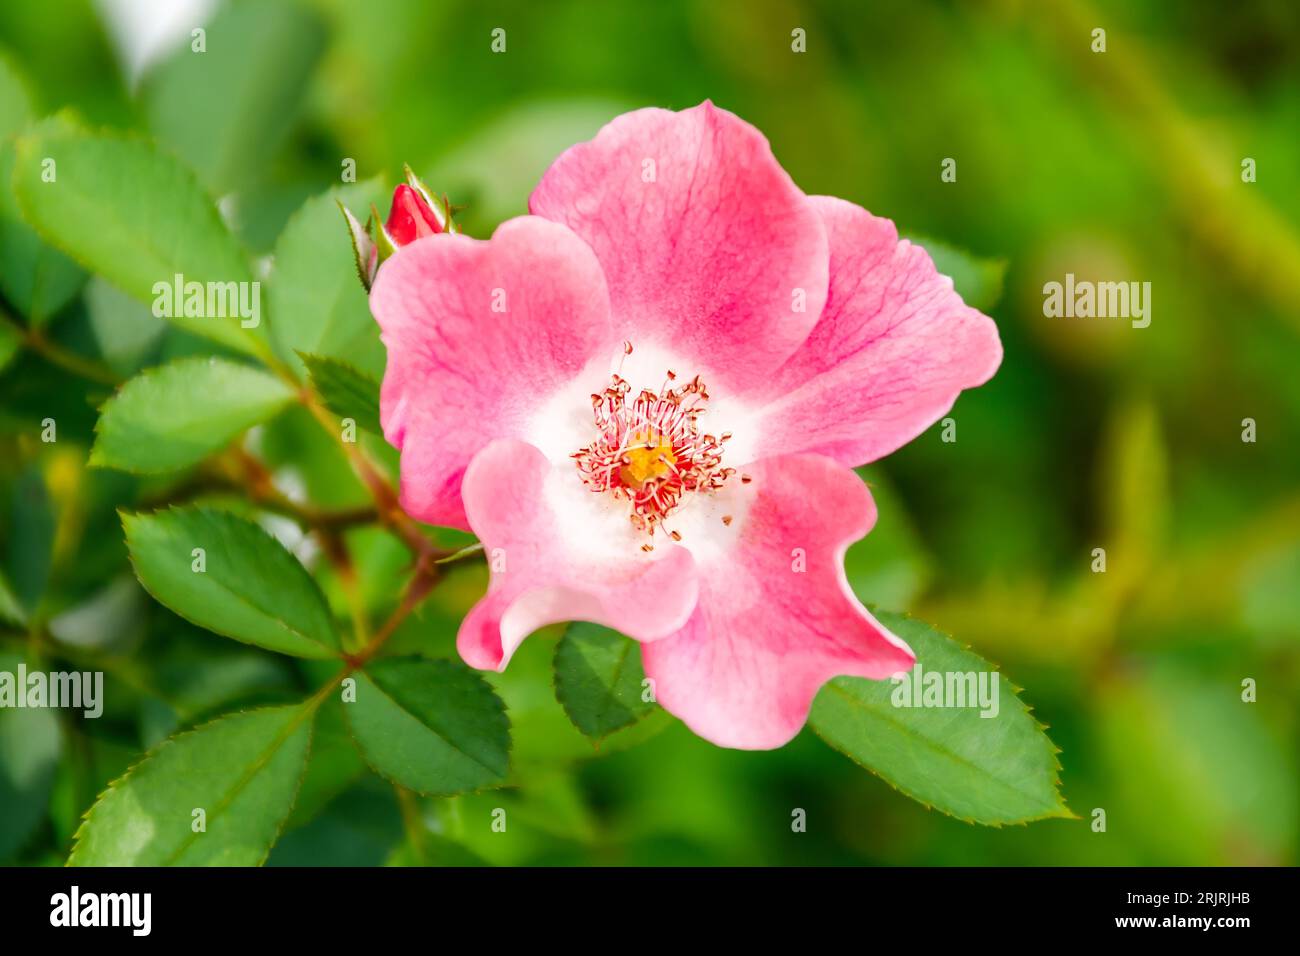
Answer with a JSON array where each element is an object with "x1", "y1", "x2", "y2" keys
[{"x1": 572, "y1": 356, "x2": 733, "y2": 538}]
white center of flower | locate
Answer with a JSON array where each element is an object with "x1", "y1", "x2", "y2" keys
[
  {"x1": 527, "y1": 342, "x2": 759, "y2": 558},
  {"x1": 570, "y1": 345, "x2": 746, "y2": 549}
]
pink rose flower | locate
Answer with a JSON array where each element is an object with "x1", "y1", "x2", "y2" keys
[{"x1": 368, "y1": 102, "x2": 1002, "y2": 749}]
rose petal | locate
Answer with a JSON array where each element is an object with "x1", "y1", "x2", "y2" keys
[
  {"x1": 530, "y1": 100, "x2": 827, "y2": 396},
  {"x1": 458, "y1": 439, "x2": 699, "y2": 671},
  {"x1": 754, "y1": 196, "x2": 1002, "y2": 466},
  {"x1": 370, "y1": 216, "x2": 615, "y2": 529},
  {"x1": 642, "y1": 454, "x2": 915, "y2": 749}
]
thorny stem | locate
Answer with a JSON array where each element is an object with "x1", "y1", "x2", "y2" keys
[{"x1": 347, "y1": 555, "x2": 442, "y2": 669}]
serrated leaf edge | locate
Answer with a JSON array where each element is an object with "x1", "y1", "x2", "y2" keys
[
  {"x1": 120, "y1": 505, "x2": 343, "y2": 659},
  {"x1": 10, "y1": 124, "x2": 261, "y2": 354},
  {"x1": 811, "y1": 608, "x2": 1074, "y2": 827},
  {"x1": 89, "y1": 356, "x2": 293, "y2": 475},
  {"x1": 67, "y1": 701, "x2": 317, "y2": 866}
]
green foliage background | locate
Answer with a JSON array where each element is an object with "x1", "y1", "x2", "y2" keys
[{"x1": 1, "y1": 0, "x2": 1298, "y2": 865}]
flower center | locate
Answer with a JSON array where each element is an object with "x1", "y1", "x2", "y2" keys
[
  {"x1": 572, "y1": 346, "x2": 735, "y2": 547},
  {"x1": 619, "y1": 431, "x2": 677, "y2": 489}
]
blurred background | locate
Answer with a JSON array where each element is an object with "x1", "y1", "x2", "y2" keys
[{"x1": 1, "y1": 0, "x2": 1297, "y2": 865}]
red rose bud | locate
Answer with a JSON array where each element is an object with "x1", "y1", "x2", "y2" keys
[
  {"x1": 385, "y1": 183, "x2": 443, "y2": 245},
  {"x1": 340, "y1": 167, "x2": 460, "y2": 291}
]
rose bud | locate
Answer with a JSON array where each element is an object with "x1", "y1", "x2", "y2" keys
[{"x1": 340, "y1": 166, "x2": 459, "y2": 290}]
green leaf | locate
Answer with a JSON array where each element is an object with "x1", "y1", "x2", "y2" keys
[
  {"x1": 124, "y1": 507, "x2": 342, "y2": 658},
  {"x1": 300, "y1": 352, "x2": 382, "y2": 435},
  {"x1": 483, "y1": 626, "x2": 671, "y2": 769},
  {"x1": 143, "y1": 0, "x2": 327, "y2": 195},
  {"x1": 69, "y1": 703, "x2": 314, "y2": 865},
  {"x1": 0, "y1": 652, "x2": 63, "y2": 861},
  {"x1": 554, "y1": 622, "x2": 655, "y2": 739},
  {"x1": 906, "y1": 234, "x2": 1007, "y2": 312},
  {"x1": 270, "y1": 182, "x2": 387, "y2": 380},
  {"x1": 0, "y1": 138, "x2": 86, "y2": 325},
  {"x1": 12, "y1": 126, "x2": 260, "y2": 353},
  {"x1": 809, "y1": 610, "x2": 1070, "y2": 825},
  {"x1": 91, "y1": 356, "x2": 293, "y2": 474},
  {"x1": 344, "y1": 657, "x2": 510, "y2": 795}
]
